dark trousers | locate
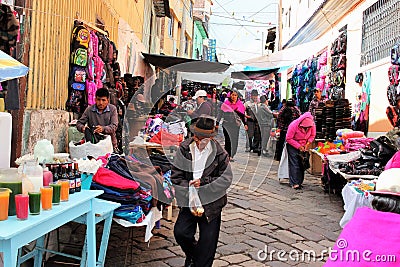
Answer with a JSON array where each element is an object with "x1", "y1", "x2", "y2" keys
[
  {"x1": 174, "y1": 208, "x2": 221, "y2": 267},
  {"x1": 222, "y1": 124, "x2": 240, "y2": 158},
  {"x1": 275, "y1": 130, "x2": 287, "y2": 160},
  {"x1": 247, "y1": 121, "x2": 261, "y2": 152},
  {"x1": 286, "y1": 143, "x2": 305, "y2": 186}
]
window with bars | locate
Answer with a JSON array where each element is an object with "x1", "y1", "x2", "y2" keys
[{"x1": 361, "y1": 0, "x2": 400, "y2": 66}]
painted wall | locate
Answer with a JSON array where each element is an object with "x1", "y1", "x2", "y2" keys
[
  {"x1": 281, "y1": 0, "x2": 325, "y2": 45},
  {"x1": 193, "y1": 22, "x2": 204, "y2": 59},
  {"x1": 162, "y1": 0, "x2": 193, "y2": 57},
  {"x1": 22, "y1": 110, "x2": 69, "y2": 155}
]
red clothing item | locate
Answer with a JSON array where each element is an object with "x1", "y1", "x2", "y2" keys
[{"x1": 93, "y1": 167, "x2": 140, "y2": 191}]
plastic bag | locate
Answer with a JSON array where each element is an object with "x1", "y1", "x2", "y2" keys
[
  {"x1": 34, "y1": 139, "x2": 54, "y2": 164},
  {"x1": 189, "y1": 185, "x2": 204, "y2": 217},
  {"x1": 69, "y1": 135, "x2": 113, "y2": 159}
]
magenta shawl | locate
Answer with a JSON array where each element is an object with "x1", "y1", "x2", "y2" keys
[{"x1": 220, "y1": 98, "x2": 245, "y2": 114}]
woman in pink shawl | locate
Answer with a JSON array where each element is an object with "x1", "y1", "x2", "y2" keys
[
  {"x1": 216, "y1": 89, "x2": 247, "y2": 161},
  {"x1": 324, "y1": 169, "x2": 400, "y2": 266}
]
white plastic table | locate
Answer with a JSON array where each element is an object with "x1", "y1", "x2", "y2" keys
[{"x1": 0, "y1": 190, "x2": 103, "y2": 267}]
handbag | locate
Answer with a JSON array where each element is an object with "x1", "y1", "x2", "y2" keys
[{"x1": 298, "y1": 151, "x2": 311, "y2": 169}]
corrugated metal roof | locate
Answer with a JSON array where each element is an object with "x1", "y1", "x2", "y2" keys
[{"x1": 284, "y1": 0, "x2": 363, "y2": 48}]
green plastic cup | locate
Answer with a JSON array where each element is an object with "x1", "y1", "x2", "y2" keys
[{"x1": 49, "y1": 182, "x2": 61, "y2": 205}]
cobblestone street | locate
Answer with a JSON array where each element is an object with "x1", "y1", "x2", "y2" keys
[
  {"x1": 45, "y1": 132, "x2": 344, "y2": 267},
  {"x1": 102, "y1": 131, "x2": 344, "y2": 267}
]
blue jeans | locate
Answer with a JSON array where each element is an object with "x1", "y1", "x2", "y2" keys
[{"x1": 286, "y1": 143, "x2": 305, "y2": 186}]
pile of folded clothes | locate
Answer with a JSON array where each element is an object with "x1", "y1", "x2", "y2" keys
[{"x1": 91, "y1": 165, "x2": 153, "y2": 224}]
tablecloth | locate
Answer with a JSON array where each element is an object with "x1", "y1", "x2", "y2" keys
[{"x1": 339, "y1": 180, "x2": 375, "y2": 227}]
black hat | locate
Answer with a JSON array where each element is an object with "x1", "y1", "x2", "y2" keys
[
  {"x1": 251, "y1": 89, "x2": 259, "y2": 96},
  {"x1": 190, "y1": 115, "x2": 217, "y2": 137}
]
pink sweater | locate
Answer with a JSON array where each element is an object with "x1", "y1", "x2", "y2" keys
[
  {"x1": 285, "y1": 112, "x2": 316, "y2": 149},
  {"x1": 324, "y1": 207, "x2": 400, "y2": 266}
]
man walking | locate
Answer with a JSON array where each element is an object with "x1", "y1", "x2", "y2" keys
[
  {"x1": 171, "y1": 115, "x2": 233, "y2": 267},
  {"x1": 245, "y1": 89, "x2": 261, "y2": 155}
]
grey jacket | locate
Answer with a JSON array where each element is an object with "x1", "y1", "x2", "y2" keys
[
  {"x1": 257, "y1": 103, "x2": 274, "y2": 126},
  {"x1": 76, "y1": 104, "x2": 118, "y2": 147},
  {"x1": 171, "y1": 137, "x2": 233, "y2": 222}
]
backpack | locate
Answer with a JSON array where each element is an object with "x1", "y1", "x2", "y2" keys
[
  {"x1": 71, "y1": 48, "x2": 88, "y2": 67},
  {"x1": 386, "y1": 106, "x2": 399, "y2": 127},
  {"x1": 72, "y1": 66, "x2": 86, "y2": 83},
  {"x1": 387, "y1": 84, "x2": 397, "y2": 106},
  {"x1": 66, "y1": 89, "x2": 86, "y2": 113},
  {"x1": 388, "y1": 65, "x2": 399, "y2": 85},
  {"x1": 71, "y1": 25, "x2": 90, "y2": 49},
  {"x1": 318, "y1": 51, "x2": 328, "y2": 69},
  {"x1": 71, "y1": 82, "x2": 85, "y2": 91},
  {"x1": 334, "y1": 70, "x2": 346, "y2": 87},
  {"x1": 86, "y1": 80, "x2": 97, "y2": 105},
  {"x1": 98, "y1": 34, "x2": 110, "y2": 63},
  {"x1": 337, "y1": 32, "x2": 347, "y2": 54},
  {"x1": 391, "y1": 41, "x2": 400, "y2": 65},
  {"x1": 90, "y1": 31, "x2": 99, "y2": 57},
  {"x1": 355, "y1": 73, "x2": 363, "y2": 84},
  {"x1": 93, "y1": 55, "x2": 104, "y2": 87}
]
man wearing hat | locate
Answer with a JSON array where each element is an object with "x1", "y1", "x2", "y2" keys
[
  {"x1": 245, "y1": 89, "x2": 261, "y2": 154},
  {"x1": 187, "y1": 89, "x2": 213, "y2": 121},
  {"x1": 325, "y1": 168, "x2": 400, "y2": 266},
  {"x1": 171, "y1": 115, "x2": 233, "y2": 267},
  {"x1": 308, "y1": 88, "x2": 326, "y2": 119}
]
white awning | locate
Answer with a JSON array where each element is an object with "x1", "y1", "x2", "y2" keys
[
  {"x1": 178, "y1": 72, "x2": 228, "y2": 85},
  {"x1": 240, "y1": 38, "x2": 328, "y2": 70}
]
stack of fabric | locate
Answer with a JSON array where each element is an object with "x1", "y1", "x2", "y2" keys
[{"x1": 91, "y1": 166, "x2": 153, "y2": 224}]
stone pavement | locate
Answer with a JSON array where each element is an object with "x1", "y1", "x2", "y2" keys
[{"x1": 46, "y1": 131, "x2": 345, "y2": 267}]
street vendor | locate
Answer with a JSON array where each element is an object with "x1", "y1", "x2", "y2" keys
[
  {"x1": 76, "y1": 88, "x2": 119, "y2": 153},
  {"x1": 308, "y1": 88, "x2": 326, "y2": 119}
]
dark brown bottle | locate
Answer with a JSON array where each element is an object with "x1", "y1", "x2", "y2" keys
[{"x1": 74, "y1": 162, "x2": 81, "y2": 192}]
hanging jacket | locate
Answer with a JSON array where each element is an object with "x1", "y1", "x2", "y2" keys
[{"x1": 0, "y1": 4, "x2": 19, "y2": 53}]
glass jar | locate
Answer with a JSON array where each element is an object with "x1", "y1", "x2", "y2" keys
[{"x1": 23, "y1": 160, "x2": 43, "y2": 193}]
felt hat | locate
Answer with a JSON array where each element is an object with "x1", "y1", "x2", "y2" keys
[
  {"x1": 370, "y1": 168, "x2": 400, "y2": 197},
  {"x1": 190, "y1": 115, "x2": 217, "y2": 137},
  {"x1": 251, "y1": 89, "x2": 259, "y2": 96},
  {"x1": 193, "y1": 90, "x2": 208, "y2": 99},
  {"x1": 299, "y1": 117, "x2": 314, "y2": 128}
]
